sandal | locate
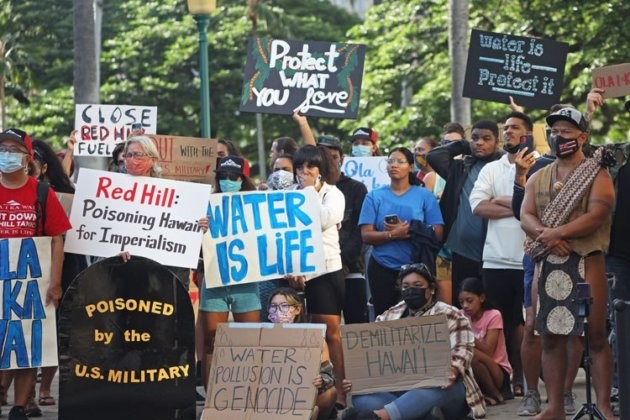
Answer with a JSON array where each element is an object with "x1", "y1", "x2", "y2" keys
[
  {"x1": 38, "y1": 395, "x2": 56, "y2": 406},
  {"x1": 513, "y1": 383, "x2": 524, "y2": 397},
  {"x1": 484, "y1": 395, "x2": 504, "y2": 407}
]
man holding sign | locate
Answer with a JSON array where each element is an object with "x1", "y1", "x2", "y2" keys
[{"x1": 0, "y1": 128, "x2": 71, "y2": 420}]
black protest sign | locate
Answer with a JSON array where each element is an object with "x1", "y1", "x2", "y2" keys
[
  {"x1": 58, "y1": 257, "x2": 195, "y2": 420},
  {"x1": 239, "y1": 37, "x2": 366, "y2": 119},
  {"x1": 463, "y1": 29, "x2": 569, "y2": 109}
]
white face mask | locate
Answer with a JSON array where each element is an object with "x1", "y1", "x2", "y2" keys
[
  {"x1": 0, "y1": 152, "x2": 26, "y2": 173},
  {"x1": 352, "y1": 144, "x2": 372, "y2": 157},
  {"x1": 267, "y1": 170, "x2": 295, "y2": 190}
]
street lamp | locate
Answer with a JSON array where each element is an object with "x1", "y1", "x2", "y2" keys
[{"x1": 187, "y1": 0, "x2": 216, "y2": 138}]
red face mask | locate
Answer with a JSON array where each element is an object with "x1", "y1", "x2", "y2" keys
[{"x1": 125, "y1": 158, "x2": 154, "y2": 176}]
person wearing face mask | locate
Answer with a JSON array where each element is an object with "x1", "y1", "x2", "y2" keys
[
  {"x1": 197, "y1": 155, "x2": 261, "y2": 394},
  {"x1": 351, "y1": 127, "x2": 381, "y2": 157},
  {"x1": 521, "y1": 107, "x2": 617, "y2": 420},
  {"x1": 341, "y1": 263, "x2": 485, "y2": 420},
  {"x1": 413, "y1": 136, "x2": 439, "y2": 191},
  {"x1": 266, "y1": 287, "x2": 337, "y2": 420},
  {"x1": 0, "y1": 129, "x2": 71, "y2": 420}
]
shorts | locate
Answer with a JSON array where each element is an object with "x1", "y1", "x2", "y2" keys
[
  {"x1": 305, "y1": 270, "x2": 345, "y2": 315},
  {"x1": 199, "y1": 279, "x2": 261, "y2": 313},
  {"x1": 523, "y1": 255, "x2": 535, "y2": 308}
]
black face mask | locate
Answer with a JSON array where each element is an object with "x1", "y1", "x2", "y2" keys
[
  {"x1": 402, "y1": 287, "x2": 428, "y2": 310},
  {"x1": 503, "y1": 142, "x2": 520, "y2": 154},
  {"x1": 552, "y1": 135, "x2": 580, "y2": 158}
]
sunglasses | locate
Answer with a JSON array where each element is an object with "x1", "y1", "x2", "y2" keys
[
  {"x1": 217, "y1": 172, "x2": 241, "y2": 181},
  {"x1": 400, "y1": 263, "x2": 432, "y2": 277}
]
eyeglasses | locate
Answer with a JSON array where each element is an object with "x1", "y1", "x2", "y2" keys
[
  {"x1": 386, "y1": 158, "x2": 410, "y2": 165},
  {"x1": 123, "y1": 152, "x2": 150, "y2": 159},
  {"x1": 0, "y1": 145, "x2": 27, "y2": 154},
  {"x1": 268, "y1": 303, "x2": 294, "y2": 313},
  {"x1": 217, "y1": 173, "x2": 241, "y2": 181}
]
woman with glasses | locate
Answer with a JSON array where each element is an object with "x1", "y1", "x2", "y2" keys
[
  {"x1": 342, "y1": 264, "x2": 484, "y2": 420},
  {"x1": 359, "y1": 147, "x2": 444, "y2": 317},
  {"x1": 288, "y1": 144, "x2": 347, "y2": 408},
  {"x1": 198, "y1": 155, "x2": 260, "y2": 391},
  {"x1": 266, "y1": 288, "x2": 337, "y2": 420}
]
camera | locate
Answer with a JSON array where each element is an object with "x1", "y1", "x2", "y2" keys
[
  {"x1": 575, "y1": 282, "x2": 592, "y2": 318},
  {"x1": 384, "y1": 214, "x2": 399, "y2": 224}
]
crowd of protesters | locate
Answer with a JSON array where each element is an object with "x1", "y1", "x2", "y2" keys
[{"x1": 0, "y1": 86, "x2": 626, "y2": 420}]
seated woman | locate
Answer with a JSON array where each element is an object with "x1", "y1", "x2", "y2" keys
[
  {"x1": 266, "y1": 287, "x2": 337, "y2": 420},
  {"x1": 458, "y1": 277, "x2": 512, "y2": 406},
  {"x1": 342, "y1": 264, "x2": 485, "y2": 420}
]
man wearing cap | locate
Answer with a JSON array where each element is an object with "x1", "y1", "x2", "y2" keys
[
  {"x1": 521, "y1": 108, "x2": 616, "y2": 419},
  {"x1": 350, "y1": 127, "x2": 380, "y2": 157},
  {"x1": 0, "y1": 128, "x2": 71, "y2": 420},
  {"x1": 317, "y1": 134, "x2": 369, "y2": 324}
]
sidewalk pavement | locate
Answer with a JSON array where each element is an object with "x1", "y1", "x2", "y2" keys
[{"x1": 6, "y1": 369, "x2": 614, "y2": 419}]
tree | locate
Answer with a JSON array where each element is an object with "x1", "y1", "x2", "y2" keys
[{"x1": 448, "y1": 0, "x2": 470, "y2": 126}]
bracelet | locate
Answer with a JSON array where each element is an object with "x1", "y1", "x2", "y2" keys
[{"x1": 387, "y1": 232, "x2": 392, "y2": 240}]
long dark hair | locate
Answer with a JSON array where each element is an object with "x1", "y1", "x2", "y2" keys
[
  {"x1": 388, "y1": 146, "x2": 419, "y2": 186},
  {"x1": 32, "y1": 139, "x2": 75, "y2": 193},
  {"x1": 293, "y1": 144, "x2": 340, "y2": 185},
  {"x1": 459, "y1": 277, "x2": 492, "y2": 310}
]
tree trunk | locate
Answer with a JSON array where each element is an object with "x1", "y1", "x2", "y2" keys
[
  {"x1": 73, "y1": 0, "x2": 104, "y2": 171},
  {"x1": 448, "y1": 0, "x2": 471, "y2": 127}
]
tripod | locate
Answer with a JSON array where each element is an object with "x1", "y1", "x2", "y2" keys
[{"x1": 572, "y1": 285, "x2": 606, "y2": 420}]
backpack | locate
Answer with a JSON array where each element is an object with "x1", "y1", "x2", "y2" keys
[{"x1": 35, "y1": 180, "x2": 49, "y2": 236}]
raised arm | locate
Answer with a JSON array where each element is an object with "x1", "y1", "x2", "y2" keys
[
  {"x1": 426, "y1": 140, "x2": 471, "y2": 180},
  {"x1": 293, "y1": 111, "x2": 316, "y2": 146}
]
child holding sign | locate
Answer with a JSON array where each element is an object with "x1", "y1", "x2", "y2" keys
[
  {"x1": 267, "y1": 288, "x2": 337, "y2": 420},
  {"x1": 458, "y1": 277, "x2": 512, "y2": 407}
]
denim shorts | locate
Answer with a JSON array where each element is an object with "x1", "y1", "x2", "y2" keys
[{"x1": 199, "y1": 279, "x2": 261, "y2": 313}]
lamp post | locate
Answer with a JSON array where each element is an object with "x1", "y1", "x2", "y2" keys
[{"x1": 187, "y1": 0, "x2": 216, "y2": 138}]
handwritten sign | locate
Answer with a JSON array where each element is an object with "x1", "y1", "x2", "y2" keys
[
  {"x1": 1, "y1": 237, "x2": 57, "y2": 369},
  {"x1": 463, "y1": 29, "x2": 568, "y2": 109},
  {"x1": 148, "y1": 135, "x2": 218, "y2": 184},
  {"x1": 202, "y1": 190, "x2": 326, "y2": 288},
  {"x1": 239, "y1": 37, "x2": 366, "y2": 119},
  {"x1": 58, "y1": 256, "x2": 195, "y2": 419},
  {"x1": 342, "y1": 157, "x2": 389, "y2": 192},
  {"x1": 592, "y1": 63, "x2": 630, "y2": 98},
  {"x1": 74, "y1": 104, "x2": 158, "y2": 157},
  {"x1": 341, "y1": 315, "x2": 451, "y2": 395},
  {"x1": 64, "y1": 168, "x2": 212, "y2": 268},
  {"x1": 203, "y1": 322, "x2": 325, "y2": 420}
]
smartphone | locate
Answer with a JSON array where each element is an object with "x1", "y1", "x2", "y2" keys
[
  {"x1": 384, "y1": 214, "x2": 399, "y2": 224},
  {"x1": 519, "y1": 135, "x2": 534, "y2": 155},
  {"x1": 131, "y1": 122, "x2": 142, "y2": 130}
]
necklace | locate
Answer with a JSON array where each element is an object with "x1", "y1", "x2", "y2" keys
[{"x1": 552, "y1": 159, "x2": 584, "y2": 193}]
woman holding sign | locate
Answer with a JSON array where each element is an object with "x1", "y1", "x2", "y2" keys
[
  {"x1": 342, "y1": 264, "x2": 485, "y2": 420},
  {"x1": 198, "y1": 156, "x2": 261, "y2": 390},
  {"x1": 359, "y1": 147, "x2": 444, "y2": 317},
  {"x1": 288, "y1": 144, "x2": 347, "y2": 408}
]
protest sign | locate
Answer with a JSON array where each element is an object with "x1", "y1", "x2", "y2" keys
[
  {"x1": 341, "y1": 156, "x2": 389, "y2": 192},
  {"x1": 592, "y1": 63, "x2": 630, "y2": 98},
  {"x1": 341, "y1": 315, "x2": 451, "y2": 395},
  {"x1": 148, "y1": 134, "x2": 218, "y2": 184},
  {"x1": 203, "y1": 322, "x2": 325, "y2": 420},
  {"x1": 58, "y1": 256, "x2": 195, "y2": 420},
  {"x1": 239, "y1": 37, "x2": 366, "y2": 119},
  {"x1": 463, "y1": 29, "x2": 568, "y2": 109},
  {"x1": 0, "y1": 237, "x2": 57, "y2": 369},
  {"x1": 74, "y1": 104, "x2": 157, "y2": 157},
  {"x1": 64, "y1": 168, "x2": 212, "y2": 268},
  {"x1": 202, "y1": 190, "x2": 326, "y2": 288}
]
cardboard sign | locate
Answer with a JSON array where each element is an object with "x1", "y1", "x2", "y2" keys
[
  {"x1": 56, "y1": 192, "x2": 74, "y2": 217},
  {"x1": 58, "y1": 256, "x2": 195, "y2": 420},
  {"x1": 148, "y1": 134, "x2": 218, "y2": 184},
  {"x1": 463, "y1": 29, "x2": 568, "y2": 109},
  {"x1": 592, "y1": 63, "x2": 630, "y2": 98},
  {"x1": 341, "y1": 315, "x2": 451, "y2": 395},
  {"x1": 203, "y1": 323, "x2": 325, "y2": 420},
  {"x1": 0, "y1": 237, "x2": 58, "y2": 369},
  {"x1": 202, "y1": 190, "x2": 326, "y2": 288},
  {"x1": 239, "y1": 37, "x2": 366, "y2": 119},
  {"x1": 342, "y1": 157, "x2": 389, "y2": 192},
  {"x1": 64, "y1": 168, "x2": 212, "y2": 268},
  {"x1": 74, "y1": 104, "x2": 158, "y2": 157}
]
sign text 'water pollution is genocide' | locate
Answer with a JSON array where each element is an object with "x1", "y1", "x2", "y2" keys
[
  {"x1": 239, "y1": 37, "x2": 366, "y2": 119},
  {"x1": 463, "y1": 29, "x2": 569, "y2": 109}
]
